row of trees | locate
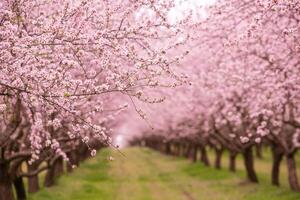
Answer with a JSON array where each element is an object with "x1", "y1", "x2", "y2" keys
[
  {"x1": 129, "y1": 0, "x2": 300, "y2": 192},
  {"x1": 1, "y1": 0, "x2": 299, "y2": 199},
  {"x1": 0, "y1": 0, "x2": 193, "y2": 199}
]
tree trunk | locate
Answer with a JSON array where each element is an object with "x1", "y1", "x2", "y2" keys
[
  {"x1": 44, "y1": 156, "x2": 64, "y2": 187},
  {"x1": 286, "y1": 153, "x2": 300, "y2": 191},
  {"x1": 66, "y1": 163, "x2": 73, "y2": 173},
  {"x1": 184, "y1": 144, "x2": 191, "y2": 158},
  {"x1": 192, "y1": 145, "x2": 198, "y2": 162},
  {"x1": 79, "y1": 145, "x2": 89, "y2": 161},
  {"x1": 66, "y1": 151, "x2": 79, "y2": 172},
  {"x1": 179, "y1": 144, "x2": 184, "y2": 157},
  {"x1": 54, "y1": 157, "x2": 64, "y2": 177},
  {"x1": 27, "y1": 162, "x2": 40, "y2": 193},
  {"x1": 44, "y1": 166, "x2": 55, "y2": 187},
  {"x1": 74, "y1": 152, "x2": 80, "y2": 167},
  {"x1": 229, "y1": 151, "x2": 237, "y2": 172},
  {"x1": 242, "y1": 147, "x2": 258, "y2": 183},
  {"x1": 165, "y1": 142, "x2": 171, "y2": 155},
  {"x1": 14, "y1": 177, "x2": 26, "y2": 200},
  {"x1": 271, "y1": 145, "x2": 283, "y2": 186},
  {"x1": 200, "y1": 146, "x2": 210, "y2": 166},
  {"x1": 0, "y1": 163, "x2": 14, "y2": 200},
  {"x1": 172, "y1": 144, "x2": 177, "y2": 156},
  {"x1": 187, "y1": 145, "x2": 197, "y2": 162},
  {"x1": 214, "y1": 148, "x2": 223, "y2": 169},
  {"x1": 255, "y1": 144, "x2": 263, "y2": 159}
]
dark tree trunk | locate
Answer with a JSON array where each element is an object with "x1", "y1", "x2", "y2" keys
[
  {"x1": 214, "y1": 148, "x2": 223, "y2": 169},
  {"x1": 44, "y1": 165, "x2": 55, "y2": 187},
  {"x1": 184, "y1": 144, "x2": 191, "y2": 158},
  {"x1": 165, "y1": 142, "x2": 171, "y2": 155},
  {"x1": 44, "y1": 156, "x2": 64, "y2": 187},
  {"x1": 68, "y1": 150, "x2": 80, "y2": 169},
  {"x1": 176, "y1": 144, "x2": 181, "y2": 156},
  {"x1": 187, "y1": 145, "x2": 197, "y2": 162},
  {"x1": 183, "y1": 144, "x2": 187, "y2": 157},
  {"x1": 73, "y1": 151, "x2": 80, "y2": 167},
  {"x1": 67, "y1": 151, "x2": 79, "y2": 173},
  {"x1": 14, "y1": 177, "x2": 26, "y2": 200},
  {"x1": 192, "y1": 145, "x2": 198, "y2": 162},
  {"x1": 179, "y1": 144, "x2": 184, "y2": 157},
  {"x1": 255, "y1": 144, "x2": 263, "y2": 159},
  {"x1": 229, "y1": 151, "x2": 237, "y2": 172},
  {"x1": 79, "y1": 145, "x2": 89, "y2": 161},
  {"x1": 286, "y1": 153, "x2": 300, "y2": 191},
  {"x1": 271, "y1": 145, "x2": 283, "y2": 186},
  {"x1": 0, "y1": 163, "x2": 14, "y2": 200},
  {"x1": 242, "y1": 147, "x2": 258, "y2": 183},
  {"x1": 200, "y1": 146, "x2": 210, "y2": 166},
  {"x1": 54, "y1": 157, "x2": 64, "y2": 177},
  {"x1": 66, "y1": 164, "x2": 73, "y2": 173},
  {"x1": 172, "y1": 144, "x2": 177, "y2": 156},
  {"x1": 27, "y1": 162, "x2": 40, "y2": 193}
]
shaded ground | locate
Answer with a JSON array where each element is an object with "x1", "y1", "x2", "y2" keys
[{"x1": 29, "y1": 147, "x2": 300, "y2": 200}]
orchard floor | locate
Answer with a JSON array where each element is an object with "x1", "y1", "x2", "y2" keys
[{"x1": 28, "y1": 147, "x2": 300, "y2": 200}]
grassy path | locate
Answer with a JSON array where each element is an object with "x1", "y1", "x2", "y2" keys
[{"x1": 29, "y1": 147, "x2": 300, "y2": 200}]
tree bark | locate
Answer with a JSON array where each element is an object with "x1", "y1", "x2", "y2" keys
[
  {"x1": 214, "y1": 148, "x2": 223, "y2": 169},
  {"x1": 271, "y1": 145, "x2": 283, "y2": 186},
  {"x1": 13, "y1": 177, "x2": 26, "y2": 200},
  {"x1": 27, "y1": 162, "x2": 40, "y2": 193},
  {"x1": 44, "y1": 156, "x2": 64, "y2": 187},
  {"x1": 44, "y1": 165, "x2": 55, "y2": 187},
  {"x1": 54, "y1": 157, "x2": 64, "y2": 177},
  {"x1": 80, "y1": 145, "x2": 90, "y2": 161},
  {"x1": 200, "y1": 146, "x2": 210, "y2": 166},
  {"x1": 66, "y1": 152, "x2": 73, "y2": 173},
  {"x1": 179, "y1": 144, "x2": 184, "y2": 157},
  {"x1": 192, "y1": 145, "x2": 198, "y2": 162},
  {"x1": 229, "y1": 151, "x2": 237, "y2": 172},
  {"x1": 73, "y1": 151, "x2": 80, "y2": 167},
  {"x1": 242, "y1": 147, "x2": 258, "y2": 183},
  {"x1": 184, "y1": 144, "x2": 191, "y2": 158},
  {"x1": 187, "y1": 144, "x2": 197, "y2": 162},
  {"x1": 66, "y1": 151, "x2": 80, "y2": 173},
  {"x1": 173, "y1": 144, "x2": 177, "y2": 156},
  {"x1": 0, "y1": 163, "x2": 14, "y2": 200},
  {"x1": 255, "y1": 144, "x2": 263, "y2": 159},
  {"x1": 286, "y1": 153, "x2": 300, "y2": 191},
  {"x1": 165, "y1": 142, "x2": 171, "y2": 155}
]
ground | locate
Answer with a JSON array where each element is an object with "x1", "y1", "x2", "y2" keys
[{"x1": 28, "y1": 147, "x2": 300, "y2": 200}]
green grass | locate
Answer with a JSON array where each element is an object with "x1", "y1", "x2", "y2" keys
[
  {"x1": 28, "y1": 147, "x2": 300, "y2": 200},
  {"x1": 28, "y1": 149, "x2": 115, "y2": 200}
]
